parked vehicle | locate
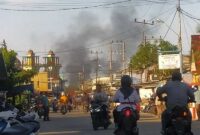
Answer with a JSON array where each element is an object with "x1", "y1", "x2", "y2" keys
[{"x1": 0, "y1": 109, "x2": 40, "y2": 135}]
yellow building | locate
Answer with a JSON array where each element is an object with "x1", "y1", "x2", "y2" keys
[
  {"x1": 32, "y1": 72, "x2": 49, "y2": 93},
  {"x1": 22, "y1": 50, "x2": 62, "y2": 95}
]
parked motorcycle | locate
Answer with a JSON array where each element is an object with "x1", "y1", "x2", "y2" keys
[
  {"x1": 0, "y1": 109, "x2": 40, "y2": 135},
  {"x1": 0, "y1": 118, "x2": 34, "y2": 135},
  {"x1": 114, "y1": 106, "x2": 139, "y2": 135},
  {"x1": 90, "y1": 102, "x2": 110, "y2": 130}
]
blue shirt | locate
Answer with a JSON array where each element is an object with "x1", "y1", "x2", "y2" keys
[{"x1": 157, "y1": 81, "x2": 195, "y2": 110}]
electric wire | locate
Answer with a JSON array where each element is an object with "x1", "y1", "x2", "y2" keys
[
  {"x1": 163, "y1": 10, "x2": 177, "y2": 39},
  {"x1": 182, "y1": 13, "x2": 191, "y2": 53},
  {"x1": 0, "y1": 0, "x2": 133, "y2": 11}
]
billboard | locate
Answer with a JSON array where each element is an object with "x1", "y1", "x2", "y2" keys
[
  {"x1": 158, "y1": 54, "x2": 180, "y2": 69},
  {"x1": 191, "y1": 35, "x2": 200, "y2": 73}
]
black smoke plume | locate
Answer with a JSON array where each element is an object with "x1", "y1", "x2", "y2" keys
[{"x1": 55, "y1": 3, "x2": 144, "y2": 86}]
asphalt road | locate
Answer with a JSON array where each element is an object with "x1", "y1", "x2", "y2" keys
[{"x1": 39, "y1": 110, "x2": 200, "y2": 135}]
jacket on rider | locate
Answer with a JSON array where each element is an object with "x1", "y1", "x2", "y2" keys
[
  {"x1": 156, "y1": 72, "x2": 195, "y2": 110},
  {"x1": 156, "y1": 71, "x2": 195, "y2": 133},
  {"x1": 113, "y1": 75, "x2": 140, "y2": 111},
  {"x1": 93, "y1": 84, "x2": 108, "y2": 105}
]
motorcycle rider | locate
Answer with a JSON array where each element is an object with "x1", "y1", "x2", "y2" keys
[
  {"x1": 93, "y1": 84, "x2": 110, "y2": 121},
  {"x1": 113, "y1": 75, "x2": 141, "y2": 133},
  {"x1": 156, "y1": 71, "x2": 195, "y2": 134},
  {"x1": 59, "y1": 92, "x2": 68, "y2": 112}
]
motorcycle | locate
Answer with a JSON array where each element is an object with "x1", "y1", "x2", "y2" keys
[
  {"x1": 37, "y1": 103, "x2": 44, "y2": 119},
  {"x1": 60, "y1": 103, "x2": 67, "y2": 115},
  {"x1": 163, "y1": 106, "x2": 193, "y2": 135},
  {"x1": 0, "y1": 108, "x2": 40, "y2": 135},
  {"x1": 52, "y1": 101, "x2": 58, "y2": 113},
  {"x1": 114, "y1": 106, "x2": 139, "y2": 135},
  {"x1": 159, "y1": 96, "x2": 194, "y2": 135},
  {"x1": 0, "y1": 118, "x2": 35, "y2": 135},
  {"x1": 90, "y1": 101, "x2": 110, "y2": 130}
]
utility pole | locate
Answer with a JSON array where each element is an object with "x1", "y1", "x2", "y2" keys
[
  {"x1": 135, "y1": 19, "x2": 154, "y2": 45},
  {"x1": 177, "y1": 0, "x2": 183, "y2": 74},
  {"x1": 109, "y1": 42, "x2": 113, "y2": 83},
  {"x1": 121, "y1": 41, "x2": 125, "y2": 75},
  {"x1": 96, "y1": 51, "x2": 99, "y2": 85},
  {"x1": 91, "y1": 50, "x2": 101, "y2": 85},
  {"x1": 82, "y1": 65, "x2": 85, "y2": 91}
]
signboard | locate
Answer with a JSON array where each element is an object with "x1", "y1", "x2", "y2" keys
[
  {"x1": 158, "y1": 54, "x2": 180, "y2": 69},
  {"x1": 191, "y1": 35, "x2": 200, "y2": 73}
]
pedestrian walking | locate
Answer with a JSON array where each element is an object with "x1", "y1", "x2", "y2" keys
[
  {"x1": 155, "y1": 96, "x2": 164, "y2": 118},
  {"x1": 41, "y1": 92, "x2": 50, "y2": 121}
]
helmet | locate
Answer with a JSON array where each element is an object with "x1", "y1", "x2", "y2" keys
[
  {"x1": 171, "y1": 71, "x2": 182, "y2": 81},
  {"x1": 121, "y1": 75, "x2": 132, "y2": 87},
  {"x1": 61, "y1": 92, "x2": 65, "y2": 96}
]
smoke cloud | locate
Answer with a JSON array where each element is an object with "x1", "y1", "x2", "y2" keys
[{"x1": 55, "y1": 3, "x2": 144, "y2": 86}]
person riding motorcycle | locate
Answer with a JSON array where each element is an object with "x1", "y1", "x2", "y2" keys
[
  {"x1": 156, "y1": 71, "x2": 195, "y2": 134},
  {"x1": 113, "y1": 75, "x2": 141, "y2": 132},
  {"x1": 59, "y1": 92, "x2": 68, "y2": 112},
  {"x1": 93, "y1": 84, "x2": 110, "y2": 121}
]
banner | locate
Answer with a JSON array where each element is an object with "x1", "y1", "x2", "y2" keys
[
  {"x1": 191, "y1": 35, "x2": 200, "y2": 73},
  {"x1": 158, "y1": 54, "x2": 180, "y2": 69}
]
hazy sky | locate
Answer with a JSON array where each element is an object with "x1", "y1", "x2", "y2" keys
[{"x1": 0, "y1": 0, "x2": 200, "y2": 59}]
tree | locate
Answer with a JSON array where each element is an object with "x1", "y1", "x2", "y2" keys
[
  {"x1": 1, "y1": 47, "x2": 37, "y2": 97},
  {"x1": 156, "y1": 40, "x2": 179, "y2": 80},
  {"x1": 130, "y1": 42, "x2": 158, "y2": 82},
  {"x1": 129, "y1": 40, "x2": 179, "y2": 81}
]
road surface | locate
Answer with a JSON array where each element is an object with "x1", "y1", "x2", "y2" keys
[{"x1": 39, "y1": 110, "x2": 199, "y2": 135}]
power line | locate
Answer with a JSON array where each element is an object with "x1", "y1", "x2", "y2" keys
[
  {"x1": 0, "y1": 0, "x2": 132, "y2": 12},
  {"x1": 163, "y1": 10, "x2": 177, "y2": 39},
  {"x1": 181, "y1": 9, "x2": 200, "y2": 22},
  {"x1": 182, "y1": 13, "x2": 190, "y2": 52}
]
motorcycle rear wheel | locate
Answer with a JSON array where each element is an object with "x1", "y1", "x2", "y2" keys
[{"x1": 92, "y1": 123, "x2": 98, "y2": 130}]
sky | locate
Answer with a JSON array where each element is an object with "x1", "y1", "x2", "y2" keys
[{"x1": 0, "y1": 0, "x2": 200, "y2": 81}]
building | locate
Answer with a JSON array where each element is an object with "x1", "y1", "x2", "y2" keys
[
  {"x1": 22, "y1": 50, "x2": 62, "y2": 96},
  {"x1": 22, "y1": 50, "x2": 40, "y2": 71}
]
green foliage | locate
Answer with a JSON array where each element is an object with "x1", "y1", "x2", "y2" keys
[
  {"x1": 129, "y1": 40, "x2": 179, "y2": 80},
  {"x1": 130, "y1": 42, "x2": 158, "y2": 71},
  {"x1": 158, "y1": 40, "x2": 179, "y2": 54},
  {"x1": 0, "y1": 47, "x2": 37, "y2": 95}
]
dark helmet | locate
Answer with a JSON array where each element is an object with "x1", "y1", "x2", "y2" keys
[
  {"x1": 121, "y1": 75, "x2": 132, "y2": 87},
  {"x1": 171, "y1": 71, "x2": 182, "y2": 81}
]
